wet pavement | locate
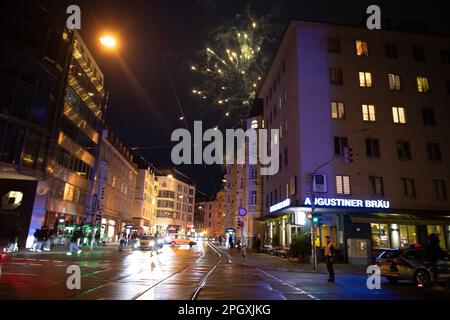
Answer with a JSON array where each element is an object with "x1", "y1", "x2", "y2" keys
[{"x1": 0, "y1": 242, "x2": 449, "y2": 300}]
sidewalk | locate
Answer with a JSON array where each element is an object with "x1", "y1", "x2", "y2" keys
[
  {"x1": 219, "y1": 245, "x2": 367, "y2": 276},
  {"x1": 15, "y1": 243, "x2": 117, "y2": 255}
]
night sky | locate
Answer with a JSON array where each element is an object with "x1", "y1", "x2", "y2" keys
[{"x1": 40, "y1": 0, "x2": 450, "y2": 198}]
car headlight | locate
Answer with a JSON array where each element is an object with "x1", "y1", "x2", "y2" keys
[
  {"x1": 149, "y1": 241, "x2": 155, "y2": 246},
  {"x1": 157, "y1": 239, "x2": 163, "y2": 244}
]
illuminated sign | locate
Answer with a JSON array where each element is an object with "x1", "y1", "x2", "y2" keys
[
  {"x1": 293, "y1": 211, "x2": 306, "y2": 226},
  {"x1": 304, "y1": 197, "x2": 390, "y2": 209},
  {"x1": 270, "y1": 199, "x2": 291, "y2": 213}
]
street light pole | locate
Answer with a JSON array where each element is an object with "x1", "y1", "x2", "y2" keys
[{"x1": 87, "y1": 91, "x2": 109, "y2": 251}]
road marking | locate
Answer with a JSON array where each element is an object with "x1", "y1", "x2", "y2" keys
[
  {"x1": 29, "y1": 263, "x2": 42, "y2": 266},
  {"x1": 257, "y1": 268, "x2": 320, "y2": 300},
  {"x1": 53, "y1": 261, "x2": 63, "y2": 263},
  {"x1": 38, "y1": 259, "x2": 50, "y2": 262}
]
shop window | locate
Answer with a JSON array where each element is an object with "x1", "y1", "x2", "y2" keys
[
  {"x1": 399, "y1": 225, "x2": 417, "y2": 248},
  {"x1": 371, "y1": 223, "x2": 390, "y2": 248},
  {"x1": 427, "y1": 225, "x2": 446, "y2": 249}
]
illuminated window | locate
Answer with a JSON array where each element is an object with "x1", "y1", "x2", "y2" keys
[
  {"x1": 417, "y1": 76, "x2": 430, "y2": 93},
  {"x1": 399, "y1": 225, "x2": 417, "y2": 248},
  {"x1": 371, "y1": 223, "x2": 390, "y2": 248},
  {"x1": 359, "y1": 72, "x2": 372, "y2": 87},
  {"x1": 331, "y1": 101, "x2": 345, "y2": 119},
  {"x1": 427, "y1": 225, "x2": 446, "y2": 249},
  {"x1": 250, "y1": 120, "x2": 258, "y2": 129},
  {"x1": 362, "y1": 104, "x2": 376, "y2": 122},
  {"x1": 388, "y1": 74, "x2": 401, "y2": 90},
  {"x1": 355, "y1": 40, "x2": 369, "y2": 56},
  {"x1": 63, "y1": 183, "x2": 74, "y2": 202},
  {"x1": 392, "y1": 107, "x2": 406, "y2": 124},
  {"x1": 336, "y1": 175, "x2": 351, "y2": 195}
]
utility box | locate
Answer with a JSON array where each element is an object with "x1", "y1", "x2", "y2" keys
[{"x1": 347, "y1": 238, "x2": 371, "y2": 265}]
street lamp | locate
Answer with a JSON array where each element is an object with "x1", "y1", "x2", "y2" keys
[{"x1": 100, "y1": 35, "x2": 117, "y2": 49}]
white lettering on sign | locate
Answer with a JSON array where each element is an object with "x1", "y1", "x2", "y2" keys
[
  {"x1": 304, "y1": 197, "x2": 390, "y2": 209},
  {"x1": 269, "y1": 199, "x2": 291, "y2": 213}
]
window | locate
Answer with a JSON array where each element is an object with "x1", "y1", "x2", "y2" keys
[
  {"x1": 413, "y1": 46, "x2": 426, "y2": 61},
  {"x1": 249, "y1": 190, "x2": 257, "y2": 205},
  {"x1": 427, "y1": 143, "x2": 442, "y2": 161},
  {"x1": 355, "y1": 40, "x2": 369, "y2": 56},
  {"x1": 328, "y1": 38, "x2": 341, "y2": 53},
  {"x1": 369, "y1": 177, "x2": 384, "y2": 196},
  {"x1": 432, "y1": 180, "x2": 447, "y2": 200},
  {"x1": 422, "y1": 108, "x2": 436, "y2": 126},
  {"x1": 362, "y1": 104, "x2": 376, "y2": 122},
  {"x1": 336, "y1": 175, "x2": 351, "y2": 195},
  {"x1": 334, "y1": 137, "x2": 348, "y2": 155},
  {"x1": 417, "y1": 76, "x2": 430, "y2": 93},
  {"x1": 397, "y1": 141, "x2": 412, "y2": 160},
  {"x1": 401, "y1": 178, "x2": 416, "y2": 198},
  {"x1": 249, "y1": 167, "x2": 257, "y2": 180},
  {"x1": 441, "y1": 49, "x2": 450, "y2": 64},
  {"x1": 388, "y1": 74, "x2": 401, "y2": 90},
  {"x1": 398, "y1": 225, "x2": 417, "y2": 248},
  {"x1": 331, "y1": 101, "x2": 345, "y2": 119},
  {"x1": 392, "y1": 107, "x2": 406, "y2": 124},
  {"x1": 250, "y1": 120, "x2": 258, "y2": 129},
  {"x1": 359, "y1": 72, "x2": 372, "y2": 87},
  {"x1": 330, "y1": 68, "x2": 343, "y2": 85},
  {"x1": 366, "y1": 139, "x2": 380, "y2": 158},
  {"x1": 427, "y1": 225, "x2": 446, "y2": 249},
  {"x1": 385, "y1": 43, "x2": 398, "y2": 58},
  {"x1": 371, "y1": 223, "x2": 390, "y2": 248}
]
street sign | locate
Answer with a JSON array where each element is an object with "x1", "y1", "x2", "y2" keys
[{"x1": 238, "y1": 208, "x2": 247, "y2": 216}]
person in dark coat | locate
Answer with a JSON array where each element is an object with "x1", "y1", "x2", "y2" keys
[
  {"x1": 427, "y1": 233, "x2": 445, "y2": 283},
  {"x1": 325, "y1": 235, "x2": 335, "y2": 282},
  {"x1": 255, "y1": 236, "x2": 262, "y2": 253}
]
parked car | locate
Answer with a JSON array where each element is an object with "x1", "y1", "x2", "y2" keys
[
  {"x1": 376, "y1": 248, "x2": 450, "y2": 287},
  {"x1": 169, "y1": 234, "x2": 196, "y2": 247}
]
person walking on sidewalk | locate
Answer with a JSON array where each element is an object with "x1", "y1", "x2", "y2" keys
[
  {"x1": 325, "y1": 235, "x2": 335, "y2": 282},
  {"x1": 67, "y1": 227, "x2": 82, "y2": 256}
]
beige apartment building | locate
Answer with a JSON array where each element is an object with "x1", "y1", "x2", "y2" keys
[
  {"x1": 156, "y1": 169, "x2": 195, "y2": 235},
  {"x1": 258, "y1": 20, "x2": 450, "y2": 264},
  {"x1": 97, "y1": 129, "x2": 138, "y2": 242},
  {"x1": 133, "y1": 162, "x2": 158, "y2": 235},
  {"x1": 202, "y1": 189, "x2": 226, "y2": 238},
  {"x1": 224, "y1": 100, "x2": 265, "y2": 248}
]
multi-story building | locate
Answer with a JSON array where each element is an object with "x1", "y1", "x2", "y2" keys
[
  {"x1": 0, "y1": 3, "x2": 105, "y2": 247},
  {"x1": 133, "y1": 159, "x2": 158, "y2": 235},
  {"x1": 97, "y1": 129, "x2": 137, "y2": 242},
  {"x1": 203, "y1": 190, "x2": 227, "y2": 238},
  {"x1": 259, "y1": 20, "x2": 450, "y2": 264},
  {"x1": 44, "y1": 31, "x2": 105, "y2": 239},
  {"x1": 224, "y1": 100, "x2": 265, "y2": 248},
  {"x1": 194, "y1": 198, "x2": 208, "y2": 236},
  {"x1": 156, "y1": 169, "x2": 195, "y2": 235}
]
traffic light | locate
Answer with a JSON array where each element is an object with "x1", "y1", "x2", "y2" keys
[
  {"x1": 344, "y1": 147, "x2": 354, "y2": 164},
  {"x1": 306, "y1": 212, "x2": 322, "y2": 224}
]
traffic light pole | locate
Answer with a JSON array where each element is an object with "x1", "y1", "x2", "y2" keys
[{"x1": 309, "y1": 155, "x2": 343, "y2": 271}]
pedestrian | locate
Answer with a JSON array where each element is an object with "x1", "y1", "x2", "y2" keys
[
  {"x1": 229, "y1": 234, "x2": 234, "y2": 249},
  {"x1": 35, "y1": 228, "x2": 44, "y2": 252},
  {"x1": 30, "y1": 229, "x2": 40, "y2": 252},
  {"x1": 95, "y1": 229, "x2": 101, "y2": 245},
  {"x1": 255, "y1": 235, "x2": 262, "y2": 253},
  {"x1": 426, "y1": 233, "x2": 445, "y2": 285},
  {"x1": 67, "y1": 227, "x2": 82, "y2": 256},
  {"x1": 325, "y1": 235, "x2": 335, "y2": 282}
]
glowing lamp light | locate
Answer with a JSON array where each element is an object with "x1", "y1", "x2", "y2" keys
[
  {"x1": 306, "y1": 213, "x2": 313, "y2": 220},
  {"x1": 100, "y1": 35, "x2": 117, "y2": 48}
]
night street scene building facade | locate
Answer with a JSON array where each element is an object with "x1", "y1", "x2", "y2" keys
[
  {"x1": 1, "y1": 0, "x2": 450, "y2": 304},
  {"x1": 259, "y1": 20, "x2": 450, "y2": 264}
]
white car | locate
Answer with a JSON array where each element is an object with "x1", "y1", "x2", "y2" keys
[
  {"x1": 139, "y1": 236, "x2": 156, "y2": 250},
  {"x1": 169, "y1": 234, "x2": 197, "y2": 247}
]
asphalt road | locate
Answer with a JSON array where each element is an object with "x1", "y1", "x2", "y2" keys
[{"x1": 1, "y1": 242, "x2": 449, "y2": 300}]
